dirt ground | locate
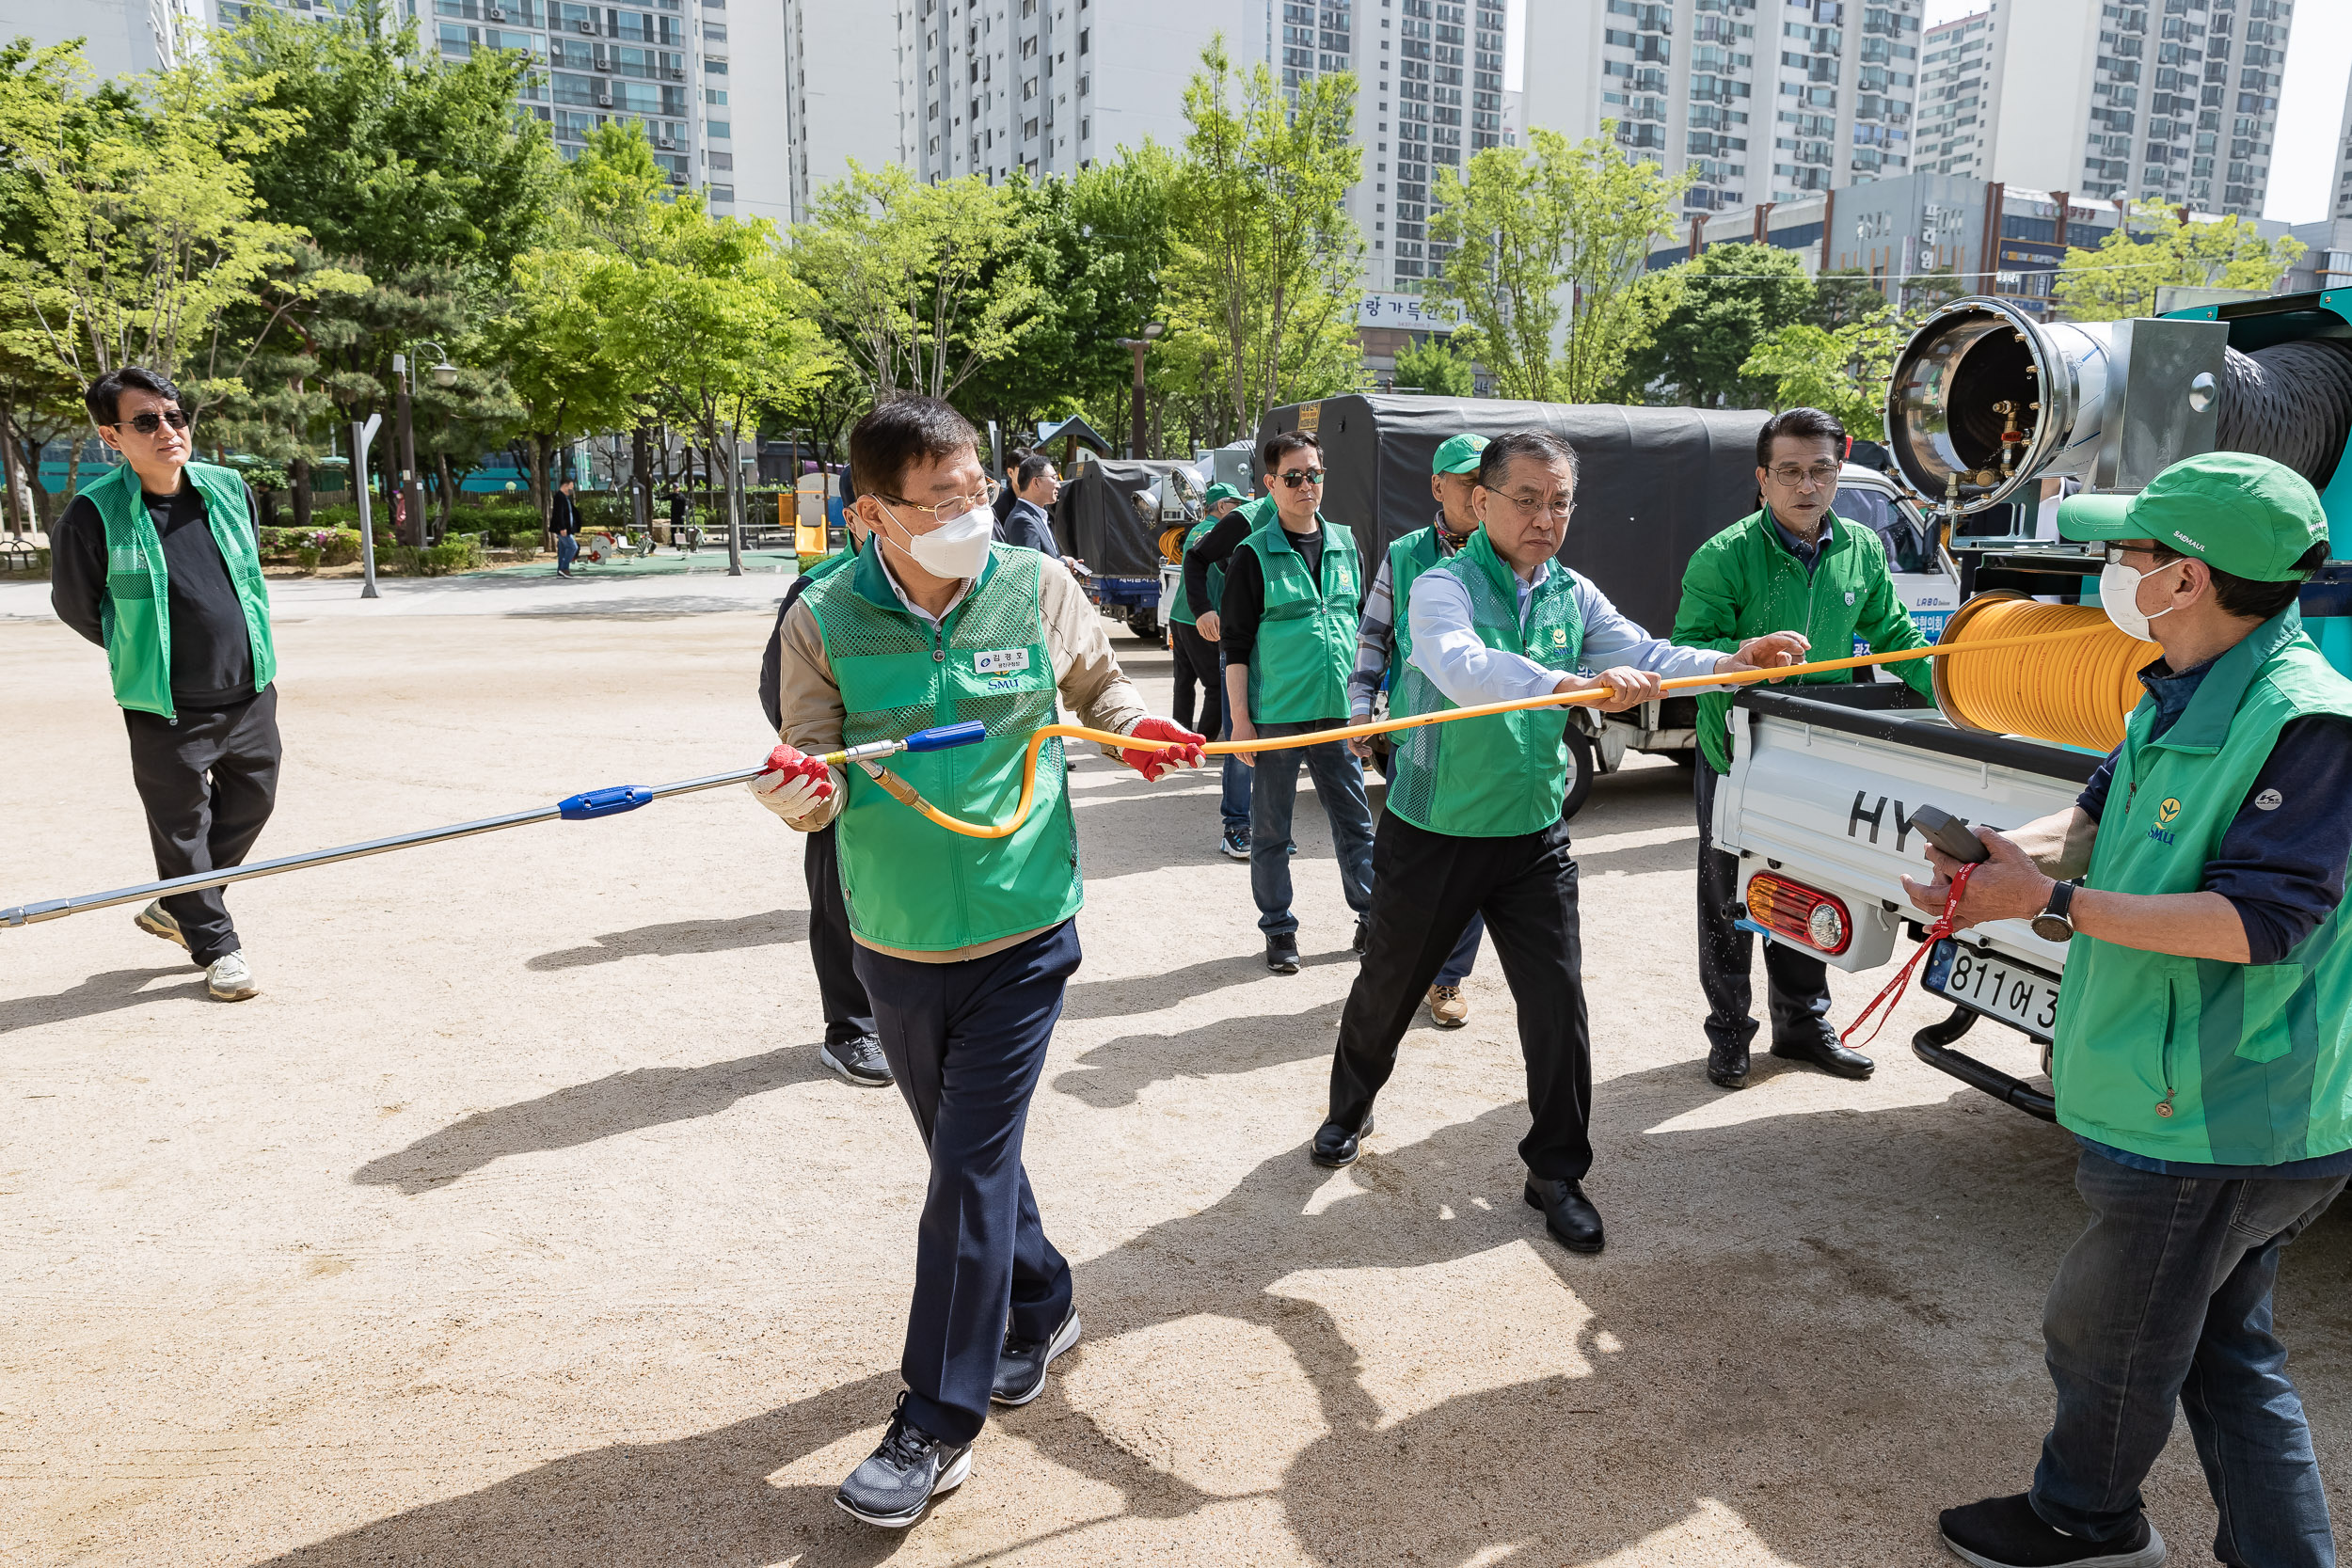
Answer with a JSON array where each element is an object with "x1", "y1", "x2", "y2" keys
[{"x1": 4, "y1": 594, "x2": 2348, "y2": 1568}]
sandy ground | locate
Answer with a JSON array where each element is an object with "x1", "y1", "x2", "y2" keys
[{"x1": 3, "y1": 579, "x2": 2348, "y2": 1568}]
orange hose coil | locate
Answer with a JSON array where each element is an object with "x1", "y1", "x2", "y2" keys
[{"x1": 1932, "y1": 593, "x2": 2158, "y2": 753}]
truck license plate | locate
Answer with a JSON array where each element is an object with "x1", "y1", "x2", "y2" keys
[{"x1": 1921, "y1": 940, "x2": 2061, "y2": 1042}]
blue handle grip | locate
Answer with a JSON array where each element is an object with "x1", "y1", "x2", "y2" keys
[
  {"x1": 560, "y1": 784, "x2": 655, "y2": 819},
  {"x1": 904, "y1": 721, "x2": 989, "y2": 752}
]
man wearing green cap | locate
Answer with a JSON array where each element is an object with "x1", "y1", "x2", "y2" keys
[
  {"x1": 1911, "y1": 451, "x2": 2352, "y2": 1568},
  {"x1": 1172, "y1": 483, "x2": 1250, "y2": 859},
  {"x1": 1343, "y1": 431, "x2": 1491, "y2": 1028}
]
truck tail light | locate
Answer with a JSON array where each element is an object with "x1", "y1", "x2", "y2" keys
[{"x1": 1746, "y1": 872, "x2": 1853, "y2": 956}]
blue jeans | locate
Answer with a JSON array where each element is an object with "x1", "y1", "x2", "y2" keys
[
  {"x1": 555, "y1": 532, "x2": 579, "y2": 572},
  {"x1": 1216, "y1": 648, "x2": 1251, "y2": 833},
  {"x1": 1248, "y1": 719, "x2": 1375, "y2": 938},
  {"x1": 1437, "y1": 912, "x2": 1484, "y2": 986},
  {"x1": 2031, "y1": 1148, "x2": 2344, "y2": 1566},
  {"x1": 851, "y1": 921, "x2": 1082, "y2": 1447}
]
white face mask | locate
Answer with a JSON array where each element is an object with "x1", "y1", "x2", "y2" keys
[
  {"x1": 2098, "y1": 559, "x2": 2181, "y2": 641},
  {"x1": 881, "y1": 502, "x2": 993, "y2": 580}
]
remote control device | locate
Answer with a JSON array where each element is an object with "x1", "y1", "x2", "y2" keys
[{"x1": 1909, "y1": 803, "x2": 1992, "y2": 864}]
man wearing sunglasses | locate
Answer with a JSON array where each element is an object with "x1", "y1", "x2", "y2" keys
[
  {"x1": 49, "y1": 367, "x2": 276, "y2": 1002},
  {"x1": 1192, "y1": 430, "x2": 1377, "y2": 974},
  {"x1": 1671, "y1": 405, "x2": 1933, "y2": 1091}
]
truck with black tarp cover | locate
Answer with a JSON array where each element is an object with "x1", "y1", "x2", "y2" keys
[
  {"x1": 1052, "y1": 456, "x2": 1201, "y2": 641},
  {"x1": 1249, "y1": 394, "x2": 1776, "y2": 803}
]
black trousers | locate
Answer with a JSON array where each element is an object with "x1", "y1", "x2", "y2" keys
[
  {"x1": 1329, "y1": 812, "x2": 1594, "y2": 1181},
  {"x1": 853, "y1": 920, "x2": 1081, "y2": 1447},
  {"x1": 803, "y1": 821, "x2": 877, "y2": 1047},
  {"x1": 1168, "y1": 619, "x2": 1222, "y2": 739},
  {"x1": 1693, "y1": 761, "x2": 1830, "y2": 1056},
  {"x1": 121, "y1": 687, "x2": 282, "y2": 967}
]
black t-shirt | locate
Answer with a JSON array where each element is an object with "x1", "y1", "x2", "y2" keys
[{"x1": 51, "y1": 480, "x2": 262, "y2": 709}]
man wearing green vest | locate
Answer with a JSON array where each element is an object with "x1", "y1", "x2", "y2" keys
[
  {"x1": 1313, "y1": 431, "x2": 1804, "y2": 1254},
  {"x1": 48, "y1": 366, "x2": 277, "y2": 1003},
  {"x1": 1185, "y1": 486, "x2": 1261, "y2": 864},
  {"x1": 1672, "y1": 405, "x2": 1931, "y2": 1090},
  {"x1": 1915, "y1": 452, "x2": 2352, "y2": 1568},
  {"x1": 753, "y1": 397, "x2": 1204, "y2": 1530},
  {"x1": 1212, "y1": 430, "x2": 1377, "y2": 974},
  {"x1": 1347, "y1": 432, "x2": 1490, "y2": 1028}
]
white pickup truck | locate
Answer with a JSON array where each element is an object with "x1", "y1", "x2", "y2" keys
[{"x1": 1710, "y1": 676, "x2": 2095, "y2": 1118}]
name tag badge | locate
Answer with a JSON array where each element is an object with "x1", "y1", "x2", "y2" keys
[
  {"x1": 1844, "y1": 590, "x2": 1857, "y2": 606},
  {"x1": 974, "y1": 648, "x2": 1031, "y2": 675}
]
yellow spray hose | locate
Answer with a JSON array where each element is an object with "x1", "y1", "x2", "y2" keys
[{"x1": 863, "y1": 625, "x2": 2101, "y2": 840}]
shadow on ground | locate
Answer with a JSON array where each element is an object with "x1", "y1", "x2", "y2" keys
[
  {"x1": 526, "y1": 909, "x2": 808, "y2": 971},
  {"x1": 257, "y1": 1061, "x2": 2337, "y2": 1567},
  {"x1": 0, "y1": 965, "x2": 206, "y2": 1036},
  {"x1": 351, "y1": 1044, "x2": 833, "y2": 1194}
]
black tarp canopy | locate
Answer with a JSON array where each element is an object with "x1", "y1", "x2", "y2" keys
[
  {"x1": 1055, "y1": 457, "x2": 1202, "y2": 578},
  {"x1": 1255, "y1": 395, "x2": 1773, "y2": 635}
]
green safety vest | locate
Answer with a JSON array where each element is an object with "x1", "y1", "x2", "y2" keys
[
  {"x1": 1239, "y1": 507, "x2": 1360, "y2": 724},
  {"x1": 1387, "y1": 527, "x2": 1584, "y2": 839},
  {"x1": 1385, "y1": 519, "x2": 1468, "y2": 694},
  {"x1": 1173, "y1": 515, "x2": 1223, "y2": 627},
  {"x1": 803, "y1": 540, "x2": 1079, "y2": 953},
  {"x1": 2050, "y1": 605, "x2": 2352, "y2": 1165},
  {"x1": 85, "y1": 458, "x2": 276, "y2": 721}
]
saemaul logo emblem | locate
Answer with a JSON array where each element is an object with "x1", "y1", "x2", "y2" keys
[
  {"x1": 1551, "y1": 627, "x2": 1569, "y2": 647},
  {"x1": 2157, "y1": 797, "x2": 2182, "y2": 825}
]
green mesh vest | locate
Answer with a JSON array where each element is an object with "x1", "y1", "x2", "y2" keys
[
  {"x1": 1387, "y1": 528, "x2": 1583, "y2": 839},
  {"x1": 1173, "y1": 515, "x2": 1223, "y2": 627},
  {"x1": 85, "y1": 458, "x2": 275, "y2": 720},
  {"x1": 1238, "y1": 510, "x2": 1360, "y2": 723},
  {"x1": 804, "y1": 542, "x2": 1079, "y2": 952},
  {"x1": 1385, "y1": 522, "x2": 1457, "y2": 694}
]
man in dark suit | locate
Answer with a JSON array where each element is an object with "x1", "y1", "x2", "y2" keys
[{"x1": 550, "y1": 477, "x2": 581, "y2": 576}]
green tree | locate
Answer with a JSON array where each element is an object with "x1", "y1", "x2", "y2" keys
[
  {"x1": 1162, "y1": 37, "x2": 1364, "y2": 440},
  {"x1": 2053, "y1": 199, "x2": 2306, "y2": 322},
  {"x1": 1424, "y1": 124, "x2": 1692, "y2": 403},
  {"x1": 1620, "y1": 241, "x2": 1816, "y2": 406},
  {"x1": 1391, "y1": 333, "x2": 1475, "y2": 395},
  {"x1": 1740, "y1": 319, "x2": 1902, "y2": 438},
  {"x1": 788, "y1": 162, "x2": 1042, "y2": 402}
]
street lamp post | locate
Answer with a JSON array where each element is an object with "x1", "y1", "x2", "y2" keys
[
  {"x1": 1114, "y1": 322, "x2": 1165, "y2": 459},
  {"x1": 390, "y1": 342, "x2": 460, "y2": 547}
]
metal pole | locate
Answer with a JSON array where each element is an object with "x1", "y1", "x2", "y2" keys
[
  {"x1": 391, "y1": 353, "x2": 422, "y2": 547},
  {"x1": 723, "y1": 420, "x2": 744, "y2": 576},
  {"x1": 1129, "y1": 343, "x2": 1148, "y2": 459},
  {"x1": 353, "y1": 413, "x2": 384, "y2": 600}
]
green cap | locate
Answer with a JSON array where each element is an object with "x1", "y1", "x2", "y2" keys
[
  {"x1": 1432, "y1": 433, "x2": 1489, "y2": 475},
  {"x1": 2058, "y1": 451, "x2": 2328, "y2": 581},
  {"x1": 1202, "y1": 482, "x2": 1243, "y2": 506}
]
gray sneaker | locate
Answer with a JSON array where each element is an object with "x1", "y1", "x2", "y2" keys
[
  {"x1": 835, "y1": 1394, "x2": 971, "y2": 1528},
  {"x1": 206, "y1": 951, "x2": 259, "y2": 1002},
  {"x1": 135, "y1": 900, "x2": 186, "y2": 949},
  {"x1": 819, "y1": 1035, "x2": 893, "y2": 1087}
]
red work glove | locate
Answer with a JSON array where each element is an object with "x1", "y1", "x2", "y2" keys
[
  {"x1": 747, "y1": 743, "x2": 834, "y2": 822},
  {"x1": 1120, "y1": 717, "x2": 1207, "y2": 782}
]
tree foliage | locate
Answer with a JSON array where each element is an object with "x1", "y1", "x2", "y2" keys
[
  {"x1": 1391, "y1": 334, "x2": 1475, "y2": 396},
  {"x1": 1424, "y1": 125, "x2": 1692, "y2": 403},
  {"x1": 2053, "y1": 199, "x2": 2307, "y2": 322},
  {"x1": 1620, "y1": 242, "x2": 1817, "y2": 407}
]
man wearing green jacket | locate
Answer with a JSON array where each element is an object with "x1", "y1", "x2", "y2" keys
[
  {"x1": 1915, "y1": 451, "x2": 2351, "y2": 1568},
  {"x1": 1170, "y1": 483, "x2": 1249, "y2": 859},
  {"x1": 48, "y1": 366, "x2": 276, "y2": 1003},
  {"x1": 1671, "y1": 406, "x2": 1931, "y2": 1089}
]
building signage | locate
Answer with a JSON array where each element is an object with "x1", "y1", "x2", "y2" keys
[{"x1": 1355, "y1": 292, "x2": 1461, "y2": 331}]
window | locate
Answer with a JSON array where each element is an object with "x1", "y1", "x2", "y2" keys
[
  {"x1": 708, "y1": 184, "x2": 734, "y2": 202},
  {"x1": 707, "y1": 119, "x2": 730, "y2": 137},
  {"x1": 1023, "y1": 76, "x2": 1038, "y2": 99},
  {"x1": 705, "y1": 58, "x2": 726, "y2": 72},
  {"x1": 1022, "y1": 35, "x2": 1036, "y2": 57},
  {"x1": 1024, "y1": 116, "x2": 1040, "y2": 139},
  {"x1": 703, "y1": 21, "x2": 724, "y2": 39},
  {"x1": 1077, "y1": 27, "x2": 1088, "y2": 52},
  {"x1": 707, "y1": 150, "x2": 734, "y2": 168},
  {"x1": 706, "y1": 87, "x2": 727, "y2": 103}
]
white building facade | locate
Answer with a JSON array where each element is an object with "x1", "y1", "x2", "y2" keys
[
  {"x1": 0, "y1": 0, "x2": 205, "y2": 80},
  {"x1": 1914, "y1": 8, "x2": 1992, "y2": 178}
]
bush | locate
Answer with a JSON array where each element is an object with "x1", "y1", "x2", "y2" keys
[{"x1": 294, "y1": 545, "x2": 322, "y2": 571}]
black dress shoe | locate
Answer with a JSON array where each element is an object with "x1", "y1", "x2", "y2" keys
[
  {"x1": 1352, "y1": 914, "x2": 1370, "y2": 955},
  {"x1": 1310, "y1": 1112, "x2": 1373, "y2": 1168},
  {"x1": 990, "y1": 1306, "x2": 1080, "y2": 1406},
  {"x1": 835, "y1": 1393, "x2": 972, "y2": 1528},
  {"x1": 1772, "y1": 1031, "x2": 1874, "y2": 1080},
  {"x1": 1523, "y1": 1176, "x2": 1604, "y2": 1253},
  {"x1": 1707, "y1": 1043, "x2": 1750, "y2": 1090},
  {"x1": 1937, "y1": 1493, "x2": 2165, "y2": 1568},
  {"x1": 1266, "y1": 935, "x2": 1301, "y2": 974}
]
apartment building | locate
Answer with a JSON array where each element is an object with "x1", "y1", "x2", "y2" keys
[
  {"x1": 1905, "y1": 0, "x2": 2294, "y2": 221},
  {"x1": 781, "y1": 0, "x2": 904, "y2": 222},
  {"x1": 0, "y1": 0, "x2": 207, "y2": 79},
  {"x1": 2332, "y1": 59, "x2": 2352, "y2": 221}
]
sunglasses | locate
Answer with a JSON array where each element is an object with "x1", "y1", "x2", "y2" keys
[
  {"x1": 1276, "y1": 467, "x2": 1327, "y2": 488},
  {"x1": 107, "y1": 408, "x2": 192, "y2": 436}
]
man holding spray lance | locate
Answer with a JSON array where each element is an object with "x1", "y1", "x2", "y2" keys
[{"x1": 747, "y1": 398, "x2": 1205, "y2": 1530}]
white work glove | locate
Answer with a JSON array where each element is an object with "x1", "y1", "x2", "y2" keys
[{"x1": 748, "y1": 743, "x2": 834, "y2": 825}]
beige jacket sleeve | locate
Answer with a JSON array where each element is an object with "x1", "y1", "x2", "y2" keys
[{"x1": 769, "y1": 557, "x2": 1153, "y2": 832}]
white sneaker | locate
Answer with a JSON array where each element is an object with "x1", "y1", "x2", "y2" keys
[
  {"x1": 135, "y1": 900, "x2": 187, "y2": 949},
  {"x1": 206, "y1": 951, "x2": 259, "y2": 1002}
]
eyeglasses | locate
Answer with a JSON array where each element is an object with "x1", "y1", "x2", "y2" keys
[
  {"x1": 881, "y1": 477, "x2": 1001, "y2": 519},
  {"x1": 1493, "y1": 492, "x2": 1574, "y2": 521},
  {"x1": 2102, "y1": 543, "x2": 2167, "y2": 566},
  {"x1": 1767, "y1": 463, "x2": 1839, "y2": 488},
  {"x1": 1275, "y1": 467, "x2": 1327, "y2": 488},
  {"x1": 106, "y1": 408, "x2": 192, "y2": 436}
]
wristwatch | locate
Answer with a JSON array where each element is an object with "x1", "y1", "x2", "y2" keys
[{"x1": 2031, "y1": 879, "x2": 2078, "y2": 943}]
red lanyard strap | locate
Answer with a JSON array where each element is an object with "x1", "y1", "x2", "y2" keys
[{"x1": 1839, "y1": 862, "x2": 1978, "y2": 1053}]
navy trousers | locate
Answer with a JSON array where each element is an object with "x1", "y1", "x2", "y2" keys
[{"x1": 853, "y1": 919, "x2": 1081, "y2": 1446}]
